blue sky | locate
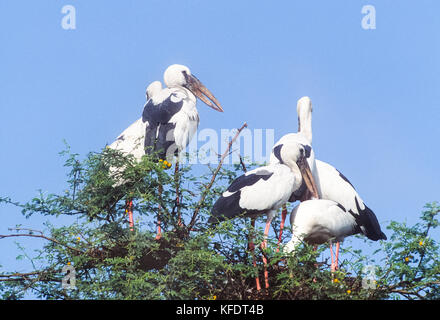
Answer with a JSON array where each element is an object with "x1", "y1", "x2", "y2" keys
[{"x1": 1, "y1": 0, "x2": 439, "y2": 291}]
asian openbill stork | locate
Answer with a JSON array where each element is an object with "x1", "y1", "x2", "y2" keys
[
  {"x1": 108, "y1": 81, "x2": 163, "y2": 231},
  {"x1": 304, "y1": 160, "x2": 387, "y2": 270},
  {"x1": 109, "y1": 64, "x2": 223, "y2": 235},
  {"x1": 142, "y1": 64, "x2": 224, "y2": 239},
  {"x1": 274, "y1": 96, "x2": 386, "y2": 270},
  {"x1": 109, "y1": 81, "x2": 163, "y2": 165},
  {"x1": 269, "y1": 96, "x2": 318, "y2": 246},
  {"x1": 284, "y1": 199, "x2": 387, "y2": 271},
  {"x1": 142, "y1": 64, "x2": 223, "y2": 162},
  {"x1": 209, "y1": 141, "x2": 318, "y2": 289}
]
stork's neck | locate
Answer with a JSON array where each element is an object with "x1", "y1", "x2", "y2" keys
[{"x1": 297, "y1": 109, "x2": 312, "y2": 144}]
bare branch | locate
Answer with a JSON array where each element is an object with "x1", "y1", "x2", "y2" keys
[
  {"x1": 188, "y1": 122, "x2": 248, "y2": 231},
  {"x1": 0, "y1": 233, "x2": 83, "y2": 253},
  {"x1": 239, "y1": 154, "x2": 248, "y2": 173}
]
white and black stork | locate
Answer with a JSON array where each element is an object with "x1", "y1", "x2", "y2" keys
[
  {"x1": 269, "y1": 96, "x2": 318, "y2": 245},
  {"x1": 284, "y1": 198, "x2": 387, "y2": 271},
  {"x1": 142, "y1": 64, "x2": 223, "y2": 161},
  {"x1": 274, "y1": 96, "x2": 387, "y2": 270},
  {"x1": 209, "y1": 141, "x2": 318, "y2": 289},
  {"x1": 109, "y1": 64, "x2": 223, "y2": 234},
  {"x1": 108, "y1": 81, "x2": 163, "y2": 164},
  {"x1": 108, "y1": 81, "x2": 163, "y2": 231},
  {"x1": 110, "y1": 64, "x2": 223, "y2": 163}
]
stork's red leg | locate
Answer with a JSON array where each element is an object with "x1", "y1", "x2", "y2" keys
[
  {"x1": 276, "y1": 204, "x2": 288, "y2": 252},
  {"x1": 334, "y1": 241, "x2": 340, "y2": 271},
  {"x1": 261, "y1": 218, "x2": 272, "y2": 289},
  {"x1": 156, "y1": 185, "x2": 163, "y2": 240},
  {"x1": 155, "y1": 218, "x2": 162, "y2": 240},
  {"x1": 330, "y1": 242, "x2": 334, "y2": 271},
  {"x1": 174, "y1": 160, "x2": 183, "y2": 227},
  {"x1": 126, "y1": 199, "x2": 134, "y2": 231},
  {"x1": 329, "y1": 241, "x2": 341, "y2": 272},
  {"x1": 249, "y1": 218, "x2": 261, "y2": 291}
]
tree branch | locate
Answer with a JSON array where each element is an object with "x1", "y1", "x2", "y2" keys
[
  {"x1": 187, "y1": 122, "x2": 248, "y2": 231},
  {"x1": 0, "y1": 232, "x2": 83, "y2": 254}
]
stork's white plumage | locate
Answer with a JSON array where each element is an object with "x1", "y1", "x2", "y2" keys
[
  {"x1": 142, "y1": 64, "x2": 223, "y2": 161},
  {"x1": 268, "y1": 96, "x2": 319, "y2": 244},
  {"x1": 209, "y1": 141, "x2": 318, "y2": 289},
  {"x1": 107, "y1": 65, "x2": 223, "y2": 236},
  {"x1": 270, "y1": 96, "x2": 319, "y2": 205},
  {"x1": 108, "y1": 81, "x2": 162, "y2": 163},
  {"x1": 106, "y1": 81, "x2": 163, "y2": 231},
  {"x1": 314, "y1": 160, "x2": 386, "y2": 241},
  {"x1": 284, "y1": 199, "x2": 386, "y2": 270},
  {"x1": 274, "y1": 96, "x2": 387, "y2": 270},
  {"x1": 285, "y1": 200, "x2": 356, "y2": 252},
  {"x1": 270, "y1": 96, "x2": 315, "y2": 174},
  {"x1": 307, "y1": 159, "x2": 387, "y2": 270},
  {"x1": 273, "y1": 96, "x2": 385, "y2": 237},
  {"x1": 109, "y1": 65, "x2": 223, "y2": 163},
  {"x1": 209, "y1": 141, "x2": 317, "y2": 238}
]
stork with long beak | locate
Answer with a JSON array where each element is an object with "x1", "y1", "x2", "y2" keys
[
  {"x1": 109, "y1": 64, "x2": 224, "y2": 237},
  {"x1": 273, "y1": 96, "x2": 386, "y2": 272},
  {"x1": 270, "y1": 96, "x2": 318, "y2": 248},
  {"x1": 142, "y1": 64, "x2": 223, "y2": 162},
  {"x1": 209, "y1": 142, "x2": 318, "y2": 290},
  {"x1": 142, "y1": 64, "x2": 224, "y2": 239}
]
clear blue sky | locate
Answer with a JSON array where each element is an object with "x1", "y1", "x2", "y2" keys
[{"x1": 1, "y1": 1, "x2": 439, "y2": 289}]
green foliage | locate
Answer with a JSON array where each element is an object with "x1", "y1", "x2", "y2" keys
[{"x1": 0, "y1": 146, "x2": 439, "y2": 300}]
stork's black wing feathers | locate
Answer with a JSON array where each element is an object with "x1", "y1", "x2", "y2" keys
[
  {"x1": 142, "y1": 94, "x2": 184, "y2": 158},
  {"x1": 144, "y1": 122, "x2": 158, "y2": 154},
  {"x1": 209, "y1": 191, "x2": 266, "y2": 224},
  {"x1": 209, "y1": 170, "x2": 273, "y2": 223},
  {"x1": 349, "y1": 197, "x2": 387, "y2": 241},
  {"x1": 226, "y1": 170, "x2": 273, "y2": 193},
  {"x1": 155, "y1": 123, "x2": 178, "y2": 160},
  {"x1": 142, "y1": 94, "x2": 184, "y2": 124},
  {"x1": 335, "y1": 168, "x2": 356, "y2": 190}
]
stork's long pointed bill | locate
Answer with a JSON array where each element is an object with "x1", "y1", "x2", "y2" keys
[
  {"x1": 185, "y1": 74, "x2": 224, "y2": 112},
  {"x1": 298, "y1": 157, "x2": 319, "y2": 199}
]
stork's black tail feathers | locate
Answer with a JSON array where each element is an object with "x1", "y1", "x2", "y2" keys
[
  {"x1": 209, "y1": 192, "x2": 263, "y2": 226},
  {"x1": 208, "y1": 193, "x2": 240, "y2": 226},
  {"x1": 354, "y1": 197, "x2": 387, "y2": 241}
]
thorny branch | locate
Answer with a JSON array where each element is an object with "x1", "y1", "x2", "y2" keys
[
  {"x1": 187, "y1": 122, "x2": 248, "y2": 232},
  {"x1": 0, "y1": 229, "x2": 83, "y2": 254}
]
